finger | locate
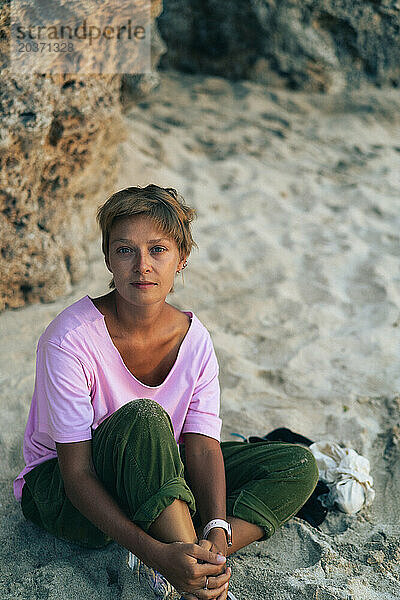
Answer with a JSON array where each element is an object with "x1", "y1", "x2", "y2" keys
[
  {"x1": 193, "y1": 562, "x2": 228, "y2": 579},
  {"x1": 196, "y1": 539, "x2": 214, "y2": 563},
  {"x1": 216, "y1": 587, "x2": 228, "y2": 600},
  {"x1": 186, "y1": 544, "x2": 227, "y2": 566},
  {"x1": 207, "y1": 566, "x2": 231, "y2": 589},
  {"x1": 197, "y1": 539, "x2": 213, "y2": 550},
  {"x1": 206, "y1": 575, "x2": 230, "y2": 600},
  {"x1": 197, "y1": 538, "x2": 219, "y2": 556},
  {"x1": 221, "y1": 582, "x2": 232, "y2": 600},
  {"x1": 212, "y1": 581, "x2": 229, "y2": 599},
  {"x1": 207, "y1": 569, "x2": 231, "y2": 589},
  {"x1": 193, "y1": 581, "x2": 229, "y2": 600}
]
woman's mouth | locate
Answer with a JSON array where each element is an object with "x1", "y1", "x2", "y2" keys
[{"x1": 130, "y1": 282, "x2": 157, "y2": 288}]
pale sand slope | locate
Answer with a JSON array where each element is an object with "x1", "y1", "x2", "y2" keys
[{"x1": 1, "y1": 70, "x2": 400, "y2": 599}]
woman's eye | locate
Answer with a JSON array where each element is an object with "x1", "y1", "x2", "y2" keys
[{"x1": 117, "y1": 246, "x2": 166, "y2": 254}]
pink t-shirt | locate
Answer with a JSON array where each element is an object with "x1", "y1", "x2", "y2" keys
[{"x1": 13, "y1": 295, "x2": 222, "y2": 502}]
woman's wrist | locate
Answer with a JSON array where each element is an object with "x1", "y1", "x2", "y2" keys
[
  {"x1": 133, "y1": 535, "x2": 167, "y2": 571},
  {"x1": 204, "y1": 528, "x2": 228, "y2": 555}
]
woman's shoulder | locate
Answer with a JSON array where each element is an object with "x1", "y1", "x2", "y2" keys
[
  {"x1": 39, "y1": 295, "x2": 99, "y2": 348},
  {"x1": 168, "y1": 304, "x2": 213, "y2": 349},
  {"x1": 168, "y1": 304, "x2": 191, "y2": 325}
]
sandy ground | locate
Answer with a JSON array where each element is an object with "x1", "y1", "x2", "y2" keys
[{"x1": 2, "y1": 70, "x2": 400, "y2": 599}]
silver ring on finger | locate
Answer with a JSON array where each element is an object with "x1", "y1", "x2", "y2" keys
[{"x1": 203, "y1": 576, "x2": 209, "y2": 590}]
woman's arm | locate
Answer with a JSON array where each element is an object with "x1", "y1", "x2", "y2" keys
[
  {"x1": 56, "y1": 440, "x2": 227, "y2": 597},
  {"x1": 183, "y1": 433, "x2": 228, "y2": 556},
  {"x1": 56, "y1": 440, "x2": 163, "y2": 565}
]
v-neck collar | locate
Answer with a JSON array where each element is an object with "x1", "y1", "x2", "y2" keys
[{"x1": 85, "y1": 295, "x2": 194, "y2": 389}]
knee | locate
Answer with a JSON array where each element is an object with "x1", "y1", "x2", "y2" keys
[
  {"x1": 124, "y1": 398, "x2": 174, "y2": 437},
  {"x1": 291, "y1": 445, "x2": 319, "y2": 495},
  {"x1": 127, "y1": 397, "x2": 169, "y2": 419}
]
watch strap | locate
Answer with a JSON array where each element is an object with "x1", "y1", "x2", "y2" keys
[{"x1": 202, "y1": 519, "x2": 232, "y2": 546}]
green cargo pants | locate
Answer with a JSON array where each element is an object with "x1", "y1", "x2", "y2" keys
[{"x1": 21, "y1": 398, "x2": 318, "y2": 548}]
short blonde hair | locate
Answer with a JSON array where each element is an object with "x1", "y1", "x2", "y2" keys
[{"x1": 96, "y1": 184, "x2": 197, "y2": 291}]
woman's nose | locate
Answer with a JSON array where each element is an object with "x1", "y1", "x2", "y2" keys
[{"x1": 134, "y1": 250, "x2": 151, "y2": 273}]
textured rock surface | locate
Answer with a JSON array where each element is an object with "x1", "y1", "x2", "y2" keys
[
  {"x1": 0, "y1": 0, "x2": 163, "y2": 311},
  {"x1": 158, "y1": 0, "x2": 400, "y2": 92},
  {"x1": 0, "y1": 72, "x2": 125, "y2": 311}
]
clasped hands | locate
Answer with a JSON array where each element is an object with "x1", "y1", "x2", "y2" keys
[{"x1": 158, "y1": 529, "x2": 231, "y2": 600}]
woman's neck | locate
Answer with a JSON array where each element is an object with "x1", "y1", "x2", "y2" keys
[{"x1": 111, "y1": 290, "x2": 169, "y2": 340}]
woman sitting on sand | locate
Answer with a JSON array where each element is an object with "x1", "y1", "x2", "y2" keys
[{"x1": 14, "y1": 184, "x2": 318, "y2": 600}]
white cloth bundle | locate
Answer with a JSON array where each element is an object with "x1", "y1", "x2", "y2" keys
[{"x1": 309, "y1": 441, "x2": 375, "y2": 514}]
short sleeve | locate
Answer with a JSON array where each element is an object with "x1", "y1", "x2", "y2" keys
[
  {"x1": 180, "y1": 334, "x2": 222, "y2": 443},
  {"x1": 36, "y1": 340, "x2": 94, "y2": 443}
]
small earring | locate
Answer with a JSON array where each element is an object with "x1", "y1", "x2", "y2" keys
[{"x1": 177, "y1": 260, "x2": 188, "y2": 274}]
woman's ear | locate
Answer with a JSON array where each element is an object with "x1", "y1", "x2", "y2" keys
[{"x1": 176, "y1": 255, "x2": 188, "y2": 273}]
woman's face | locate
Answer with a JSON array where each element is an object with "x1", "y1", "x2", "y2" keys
[{"x1": 105, "y1": 214, "x2": 186, "y2": 307}]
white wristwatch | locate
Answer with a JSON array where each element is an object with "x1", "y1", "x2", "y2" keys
[{"x1": 202, "y1": 519, "x2": 232, "y2": 546}]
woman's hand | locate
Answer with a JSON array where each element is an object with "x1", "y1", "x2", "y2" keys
[
  {"x1": 202, "y1": 529, "x2": 228, "y2": 559},
  {"x1": 191, "y1": 536, "x2": 230, "y2": 600},
  {"x1": 155, "y1": 540, "x2": 231, "y2": 599}
]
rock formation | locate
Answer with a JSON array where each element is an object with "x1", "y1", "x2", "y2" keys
[
  {"x1": 2, "y1": 0, "x2": 398, "y2": 311},
  {"x1": 158, "y1": 0, "x2": 400, "y2": 92},
  {"x1": 0, "y1": 0, "x2": 164, "y2": 311}
]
